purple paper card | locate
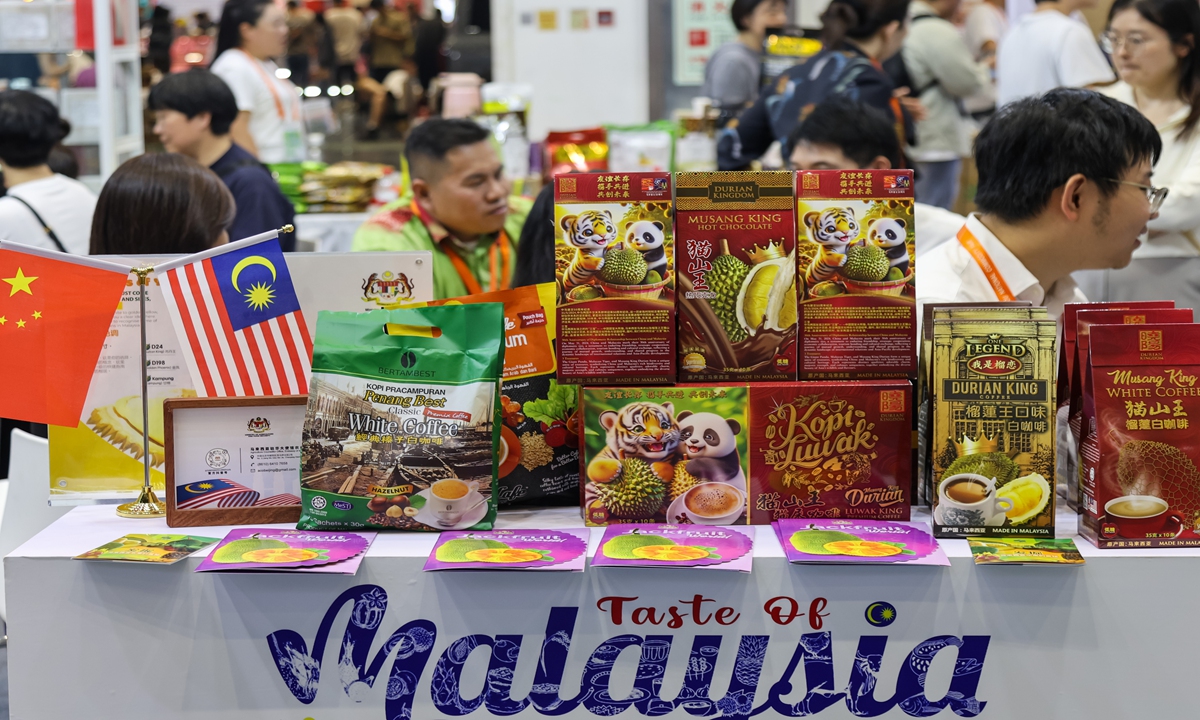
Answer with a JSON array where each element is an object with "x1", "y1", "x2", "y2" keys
[
  {"x1": 592, "y1": 524, "x2": 753, "y2": 572},
  {"x1": 424, "y1": 529, "x2": 588, "y2": 571},
  {"x1": 195, "y1": 528, "x2": 376, "y2": 573},
  {"x1": 774, "y1": 519, "x2": 949, "y2": 566}
]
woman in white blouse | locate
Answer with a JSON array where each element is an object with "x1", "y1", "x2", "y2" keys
[
  {"x1": 1100, "y1": 0, "x2": 1200, "y2": 304},
  {"x1": 211, "y1": 0, "x2": 305, "y2": 164}
]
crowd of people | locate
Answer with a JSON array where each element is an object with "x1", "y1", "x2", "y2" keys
[{"x1": 0, "y1": 0, "x2": 1197, "y2": 314}]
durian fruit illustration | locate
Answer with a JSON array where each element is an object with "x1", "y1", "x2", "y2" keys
[
  {"x1": 944, "y1": 434, "x2": 1019, "y2": 487},
  {"x1": 88, "y1": 389, "x2": 197, "y2": 467},
  {"x1": 736, "y1": 242, "x2": 797, "y2": 335},
  {"x1": 1118, "y1": 440, "x2": 1200, "y2": 525},
  {"x1": 997, "y1": 473, "x2": 1051, "y2": 525},
  {"x1": 594, "y1": 457, "x2": 667, "y2": 518},
  {"x1": 706, "y1": 240, "x2": 751, "y2": 343},
  {"x1": 600, "y1": 248, "x2": 648, "y2": 286},
  {"x1": 842, "y1": 244, "x2": 890, "y2": 282},
  {"x1": 670, "y1": 460, "x2": 702, "y2": 500}
]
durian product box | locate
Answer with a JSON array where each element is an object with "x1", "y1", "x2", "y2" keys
[
  {"x1": 553, "y1": 172, "x2": 675, "y2": 385},
  {"x1": 795, "y1": 169, "x2": 916, "y2": 379},
  {"x1": 1064, "y1": 304, "x2": 1181, "y2": 511},
  {"x1": 917, "y1": 302, "x2": 1033, "y2": 507},
  {"x1": 748, "y1": 382, "x2": 912, "y2": 523},
  {"x1": 1079, "y1": 323, "x2": 1200, "y2": 548},
  {"x1": 580, "y1": 385, "x2": 749, "y2": 526},
  {"x1": 1074, "y1": 310, "x2": 1194, "y2": 524},
  {"x1": 675, "y1": 171, "x2": 797, "y2": 382},
  {"x1": 930, "y1": 319, "x2": 1056, "y2": 538}
]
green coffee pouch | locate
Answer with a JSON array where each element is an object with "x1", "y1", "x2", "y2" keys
[{"x1": 299, "y1": 304, "x2": 505, "y2": 531}]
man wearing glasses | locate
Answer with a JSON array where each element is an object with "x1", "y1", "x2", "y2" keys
[{"x1": 917, "y1": 88, "x2": 1164, "y2": 320}]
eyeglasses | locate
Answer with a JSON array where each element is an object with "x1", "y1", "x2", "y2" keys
[
  {"x1": 1110, "y1": 180, "x2": 1168, "y2": 214},
  {"x1": 1100, "y1": 32, "x2": 1151, "y2": 55}
]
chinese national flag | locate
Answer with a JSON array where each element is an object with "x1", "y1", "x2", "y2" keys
[{"x1": 0, "y1": 243, "x2": 129, "y2": 426}]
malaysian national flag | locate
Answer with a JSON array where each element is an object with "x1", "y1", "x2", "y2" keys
[
  {"x1": 253, "y1": 493, "x2": 301, "y2": 507},
  {"x1": 156, "y1": 231, "x2": 312, "y2": 397},
  {"x1": 176, "y1": 479, "x2": 261, "y2": 509}
]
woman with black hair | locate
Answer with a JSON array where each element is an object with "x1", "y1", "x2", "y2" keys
[
  {"x1": 701, "y1": 0, "x2": 789, "y2": 116},
  {"x1": 717, "y1": 0, "x2": 915, "y2": 170},
  {"x1": 1101, "y1": 0, "x2": 1200, "y2": 305},
  {"x1": 211, "y1": 0, "x2": 305, "y2": 164}
]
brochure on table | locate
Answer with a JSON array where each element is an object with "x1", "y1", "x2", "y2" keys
[
  {"x1": 425, "y1": 529, "x2": 588, "y2": 571},
  {"x1": 195, "y1": 528, "x2": 376, "y2": 573},
  {"x1": 48, "y1": 252, "x2": 432, "y2": 506},
  {"x1": 774, "y1": 519, "x2": 950, "y2": 566},
  {"x1": 593, "y1": 524, "x2": 754, "y2": 571},
  {"x1": 74, "y1": 533, "x2": 219, "y2": 564},
  {"x1": 969, "y1": 537, "x2": 1086, "y2": 565}
]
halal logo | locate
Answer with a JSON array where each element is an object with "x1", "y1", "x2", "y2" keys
[
  {"x1": 865, "y1": 601, "x2": 897, "y2": 627},
  {"x1": 399, "y1": 351, "x2": 417, "y2": 369},
  {"x1": 247, "y1": 417, "x2": 270, "y2": 433}
]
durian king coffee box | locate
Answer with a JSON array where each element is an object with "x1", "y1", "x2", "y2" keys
[
  {"x1": 1080, "y1": 323, "x2": 1200, "y2": 548},
  {"x1": 578, "y1": 382, "x2": 912, "y2": 526},
  {"x1": 930, "y1": 318, "x2": 1057, "y2": 538},
  {"x1": 795, "y1": 169, "x2": 916, "y2": 379},
  {"x1": 553, "y1": 172, "x2": 674, "y2": 385},
  {"x1": 674, "y1": 171, "x2": 798, "y2": 382}
]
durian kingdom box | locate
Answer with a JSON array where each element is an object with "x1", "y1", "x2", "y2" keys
[
  {"x1": 580, "y1": 385, "x2": 749, "y2": 526},
  {"x1": 553, "y1": 172, "x2": 675, "y2": 385},
  {"x1": 1073, "y1": 308, "x2": 1194, "y2": 517},
  {"x1": 795, "y1": 169, "x2": 915, "y2": 379},
  {"x1": 1080, "y1": 323, "x2": 1200, "y2": 548},
  {"x1": 674, "y1": 171, "x2": 797, "y2": 383},
  {"x1": 1065, "y1": 303, "x2": 1176, "y2": 506},
  {"x1": 748, "y1": 382, "x2": 912, "y2": 523},
  {"x1": 930, "y1": 319, "x2": 1057, "y2": 538},
  {"x1": 917, "y1": 302, "x2": 1033, "y2": 506}
]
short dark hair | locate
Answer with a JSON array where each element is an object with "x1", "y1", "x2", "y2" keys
[
  {"x1": 731, "y1": 0, "x2": 787, "y2": 31},
  {"x1": 405, "y1": 118, "x2": 492, "y2": 181},
  {"x1": 0, "y1": 90, "x2": 71, "y2": 169},
  {"x1": 974, "y1": 89, "x2": 1162, "y2": 223},
  {"x1": 148, "y1": 70, "x2": 239, "y2": 136},
  {"x1": 216, "y1": 0, "x2": 274, "y2": 58},
  {"x1": 90, "y1": 153, "x2": 235, "y2": 255},
  {"x1": 820, "y1": 0, "x2": 911, "y2": 48},
  {"x1": 788, "y1": 96, "x2": 902, "y2": 168}
]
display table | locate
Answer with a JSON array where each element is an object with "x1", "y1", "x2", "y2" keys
[
  {"x1": 7, "y1": 505, "x2": 1197, "y2": 719},
  {"x1": 293, "y1": 212, "x2": 372, "y2": 253}
]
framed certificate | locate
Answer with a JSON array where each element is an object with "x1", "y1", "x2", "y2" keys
[{"x1": 163, "y1": 396, "x2": 306, "y2": 527}]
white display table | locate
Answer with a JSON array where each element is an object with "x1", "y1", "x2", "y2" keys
[{"x1": 7, "y1": 506, "x2": 1197, "y2": 719}]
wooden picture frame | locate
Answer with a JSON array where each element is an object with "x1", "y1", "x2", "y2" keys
[{"x1": 163, "y1": 395, "x2": 307, "y2": 528}]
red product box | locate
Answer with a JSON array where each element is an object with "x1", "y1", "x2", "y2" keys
[
  {"x1": 554, "y1": 172, "x2": 675, "y2": 385},
  {"x1": 748, "y1": 382, "x2": 912, "y2": 523},
  {"x1": 1080, "y1": 323, "x2": 1200, "y2": 548},
  {"x1": 795, "y1": 169, "x2": 916, "y2": 379},
  {"x1": 675, "y1": 171, "x2": 797, "y2": 383}
]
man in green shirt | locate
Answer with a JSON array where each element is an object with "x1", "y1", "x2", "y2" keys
[{"x1": 353, "y1": 118, "x2": 532, "y2": 299}]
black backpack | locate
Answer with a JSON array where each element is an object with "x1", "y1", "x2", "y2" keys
[{"x1": 882, "y1": 15, "x2": 939, "y2": 96}]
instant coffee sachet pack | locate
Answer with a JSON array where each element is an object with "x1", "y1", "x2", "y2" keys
[{"x1": 299, "y1": 304, "x2": 504, "y2": 531}]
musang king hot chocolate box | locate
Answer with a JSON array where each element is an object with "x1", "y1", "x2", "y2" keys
[
  {"x1": 675, "y1": 171, "x2": 797, "y2": 382},
  {"x1": 795, "y1": 169, "x2": 916, "y2": 379},
  {"x1": 1079, "y1": 323, "x2": 1200, "y2": 548},
  {"x1": 554, "y1": 172, "x2": 674, "y2": 385},
  {"x1": 748, "y1": 382, "x2": 912, "y2": 522}
]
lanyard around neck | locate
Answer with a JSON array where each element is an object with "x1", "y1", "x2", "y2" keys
[
  {"x1": 238, "y1": 49, "x2": 296, "y2": 120},
  {"x1": 412, "y1": 199, "x2": 511, "y2": 295},
  {"x1": 957, "y1": 224, "x2": 1016, "y2": 302}
]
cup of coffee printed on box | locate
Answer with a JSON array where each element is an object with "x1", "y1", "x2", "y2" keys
[
  {"x1": 938, "y1": 473, "x2": 1012, "y2": 527},
  {"x1": 431, "y1": 479, "x2": 481, "y2": 525},
  {"x1": 682, "y1": 482, "x2": 746, "y2": 525},
  {"x1": 1104, "y1": 495, "x2": 1184, "y2": 540}
]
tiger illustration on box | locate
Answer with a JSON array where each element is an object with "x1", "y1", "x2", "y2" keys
[
  {"x1": 559, "y1": 210, "x2": 616, "y2": 292},
  {"x1": 803, "y1": 207, "x2": 858, "y2": 286}
]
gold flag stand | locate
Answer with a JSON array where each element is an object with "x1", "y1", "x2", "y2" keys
[{"x1": 116, "y1": 266, "x2": 165, "y2": 518}]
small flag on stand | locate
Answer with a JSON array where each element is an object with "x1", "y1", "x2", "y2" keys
[
  {"x1": 156, "y1": 231, "x2": 312, "y2": 397},
  {"x1": 176, "y1": 479, "x2": 261, "y2": 509},
  {"x1": 0, "y1": 242, "x2": 129, "y2": 426}
]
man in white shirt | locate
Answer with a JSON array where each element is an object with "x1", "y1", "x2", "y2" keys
[
  {"x1": 0, "y1": 90, "x2": 96, "y2": 254},
  {"x1": 918, "y1": 88, "x2": 1164, "y2": 326},
  {"x1": 996, "y1": 0, "x2": 1114, "y2": 107},
  {"x1": 787, "y1": 96, "x2": 967, "y2": 256}
]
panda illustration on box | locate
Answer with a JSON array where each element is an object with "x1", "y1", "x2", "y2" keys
[
  {"x1": 622, "y1": 220, "x2": 668, "y2": 281},
  {"x1": 866, "y1": 217, "x2": 909, "y2": 275},
  {"x1": 675, "y1": 410, "x2": 745, "y2": 491}
]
